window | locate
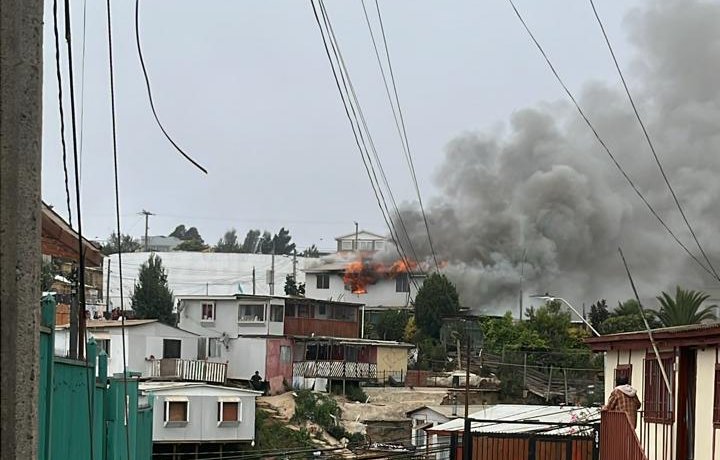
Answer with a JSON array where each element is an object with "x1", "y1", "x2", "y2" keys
[
  {"x1": 396, "y1": 274, "x2": 410, "y2": 293},
  {"x1": 341, "y1": 240, "x2": 353, "y2": 251},
  {"x1": 297, "y1": 305, "x2": 312, "y2": 318},
  {"x1": 358, "y1": 241, "x2": 373, "y2": 251},
  {"x1": 164, "y1": 400, "x2": 188, "y2": 425},
  {"x1": 285, "y1": 304, "x2": 296, "y2": 317},
  {"x1": 201, "y1": 302, "x2": 215, "y2": 322},
  {"x1": 280, "y1": 345, "x2": 292, "y2": 363},
  {"x1": 714, "y1": 364, "x2": 720, "y2": 426},
  {"x1": 374, "y1": 241, "x2": 384, "y2": 250},
  {"x1": 316, "y1": 274, "x2": 330, "y2": 290},
  {"x1": 208, "y1": 338, "x2": 222, "y2": 358},
  {"x1": 331, "y1": 306, "x2": 356, "y2": 321},
  {"x1": 270, "y1": 305, "x2": 284, "y2": 322},
  {"x1": 96, "y1": 339, "x2": 111, "y2": 357},
  {"x1": 238, "y1": 304, "x2": 264, "y2": 322},
  {"x1": 318, "y1": 304, "x2": 327, "y2": 316},
  {"x1": 615, "y1": 364, "x2": 632, "y2": 385},
  {"x1": 643, "y1": 354, "x2": 674, "y2": 423},
  {"x1": 217, "y1": 399, "x2": 241, "y2": 424},
  {"x1": 163, "y1": 339, "x2": 181, "y2": 359}
]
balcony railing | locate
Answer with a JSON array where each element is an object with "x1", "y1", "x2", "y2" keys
[
  {"x1": 600, "y1": 410, "x2": 647, "y2": 460},
  {"x1": 293, "y1": 361, "x2": 377, "y2": 379},
  {"x1": 146, "y1": 359, "x2": 227, "y2": 384}
]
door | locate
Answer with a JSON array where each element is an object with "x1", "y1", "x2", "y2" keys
[{"x1": 677, "y1": 347, "x2": 697, "y2": 460}]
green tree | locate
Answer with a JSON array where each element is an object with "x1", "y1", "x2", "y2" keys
[
  {"x1": 302, "y1": 244, "x2": 320, "y2": 258},
  {"x1": 131, "y1": 254, "x2": 175, "y2": 325},
  {"x1": 41, "y1": 260, "x2": 58, "y2": 291},
  {"x1": 241, "y1": 229, "x2": 261, "y2": 253},
  {"x1": 260, "y1": 231, "x2": 273, "y2": 254},
  {"x1": 375, "y1": 310, "x2": 409, "y2": 341},
  {"x1": 175, "y1": 239, "x2": 209, "y2": 252},
  {"x1": 101, "y1": 232, "x2": 141, "y2": 255},
  {"x1": 654, "y1": 286, "x2": 717, "y2": 326},
  {"x1": 284, "y1": 275, "x2": 305, "y2": 297},
  {"x1": 615, "y1": 299, "x2": 641, "y2": 316},
  {"x1": 480, "y1": 312, "x2": 547, "y2": 353},
  {"x1": 588, "y1": 299, "x2": 610, "y2": 331},
  {"x1": 215, "y1": 228, "x2": 242, "y2": 253},
  {"x1": 169, "y1": 225, "x2": 187, "y2": 239},
  {"x1": 169, "y1": 224, "x2": 206, "y2": 251},
  {"x1": 414, "y1": 273, "x2": 460, "y2": 338},
  {"x1": 271, "y1": 227, "x2": 296, "y2": 255}
]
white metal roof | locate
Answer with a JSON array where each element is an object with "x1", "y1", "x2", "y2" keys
[
  {"x1": 139, "y1": 381, "x2": 262, "y2": 396},
  {"x1": 427, "y1": 405, "x2": 600, "y2": 436}
]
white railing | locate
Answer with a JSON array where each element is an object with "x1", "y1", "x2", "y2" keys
[
  {"x1": 146, "y1": 359, "x2": 227, "y2": 384},
  {"x1": 293, "y1": 361, "x2": 377, "y2": 379}
]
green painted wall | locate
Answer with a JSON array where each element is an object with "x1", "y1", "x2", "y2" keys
[{"x1": 38, "y1": 296, "x2": 153, "y2": 460}]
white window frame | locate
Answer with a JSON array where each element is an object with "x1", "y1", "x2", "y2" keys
[
  {"x1": 238, "y1": 304, "x2": 265, "y2": 323},
  {"x1": 316, "y1": 274, "x2": 330, "y2": 290},
  {"x1": 270, "y1": 304, "x2": 284, "y2": 323},
  {"x1": 341, "y1": 240, "x2": 353, "y2": 251},
  {"x1": 164, "y1": 397, "x2": 189, "y2": 427},
  {"x1": 217, "y1": 397, "x2": 242, "y2": 426},
  {"x1": 374, "y1": 240, "x2": 385, "y2": 250},
  {"x1": 208, "y1": 338, "x2": 222, "y2": 358},
  {"x1": 201, "y1": 302, "x2": 215, "y2": 322},
  {"x1": 358, "y1": 240, "x2": 373, "y2": 251}
]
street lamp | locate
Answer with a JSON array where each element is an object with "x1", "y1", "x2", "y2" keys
[{"x1": 530, "y1": 294, "x2": 601, "y2": 337}]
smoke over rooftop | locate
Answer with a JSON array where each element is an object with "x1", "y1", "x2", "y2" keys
[{"x1": 397, "y1": 0, "x2": 720, "y2": 313}]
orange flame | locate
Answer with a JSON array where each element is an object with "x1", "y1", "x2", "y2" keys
[{"x1": 343, "y1": 260, "x2": 379, "y2": 294}]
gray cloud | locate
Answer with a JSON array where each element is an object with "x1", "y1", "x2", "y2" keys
[{"x1": 397, "y1": 0, "x2": 720, "y2": 313}]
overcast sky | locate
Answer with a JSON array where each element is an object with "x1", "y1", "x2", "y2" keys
[{"x1": 41, "y1": 0, "x2": 645, "y2": 252}]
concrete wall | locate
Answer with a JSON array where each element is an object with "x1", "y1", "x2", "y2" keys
[
  {"x1": 146, "y1": 386, "x2": 257, "y2": 442},
  {"x1": 305, "y1": 273, "x2": 419, "y2": 309},
  {"x1": 222, "y1": 337, "x2": 267, "y2": 381}
]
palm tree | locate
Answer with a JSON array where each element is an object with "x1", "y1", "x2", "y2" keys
[{"x1": 654, "y1": 286, "x2": 718, "y2": 327}]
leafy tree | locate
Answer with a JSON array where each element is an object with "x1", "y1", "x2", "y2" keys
[
  {"x1": 654, "y1": 286, "x2": 717, "y2": 326},
  {"x1": 480, "y1": 312, "x2": 547, "y2": 353},
  {"x1": 271, "y1": 227, "x2": 296, "y2": 255},
  {"x1": 169, "y1": 225, "x2": 187, "y2": 239},
  {"x1": 215, "y1": 228, "x2": 242, "y2": 253},
  {"x1": 241, "y1": 229, "x2": 261, "y2": 253},
  {"x1": 184, "y1": 226, "x2": 202, "y2": 242},
  {"x1": 175, "y1": 239, "x2": 209, "y2": 252},
  {"x1": 260, "y1": 231, "x2": 273, "y2": 254},
  {"x1": 615, "y1": 299, "x2": 642, "y2": 316},
  {"x1": 131, "y1": 254, "x2": 175, "y2": 325},
  {"x1": 101, "y1": 232, "x2": 141, "y2": 255},
  {"x1": 589, "y1": 299, "x2": 610, "y2": 331},
  {"x1": 414, "y1": 273, "x2": 460, "y2": 339},
  {"x1": 41, "y1": 260, "x2": 58, "y2": 291},
  {"x1": 404, "y1": 316, "x2": 418, "y2": 342},
  {"x1": 600, "y1": 313, "x2": 658, "y2": 334},
  {"x1": 375, "y1": 310, "x2": 409, "y2": 341},
  {"x1": 302, "y1": 244, "x2": 320, "y2": 258},
  {"x1": 284, "y1": 275, "x2": 305, "y2": 297}
]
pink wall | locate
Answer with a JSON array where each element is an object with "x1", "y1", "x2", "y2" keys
[{"x1": 265, "y1": 338, "x2": 294, "y2": 394}]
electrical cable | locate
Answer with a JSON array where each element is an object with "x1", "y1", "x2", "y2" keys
[
  {"x1": 368, "y1": 0, "x2": 441, "y2": 272},
  {"x1": 78, "y1": 0, "x2": 88, "y2": 184},
  {"x1": 588, "y1": 0, "x2": 719, "y2": 282},
  {"x1": 133, "y1": 0, "x2": 208, "y2": 174},
  {"x1": 104, "y1": 0, "x2": 133, "y2": 457},
  {"x1": 52, "y1": 0, "x2": 73, "y2": 227},
  {"x1": 505, "y1": 0, "x2": 719, "y2": 281},
  {"x1": 62, "y1": 0, "x2": 94, "y2": 457}
]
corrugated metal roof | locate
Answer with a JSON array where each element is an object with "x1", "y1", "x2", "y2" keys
[
  {"x1": 407, "y1": 405, "x2": 490, "y2": 418},
  {"x1": 427, "y1": 405, "x2": 600, "y2": 436},
  {"x1": 56, "y1": 319, "x2": 158, "y2": 329}
]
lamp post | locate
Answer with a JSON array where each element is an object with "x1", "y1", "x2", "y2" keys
[{"x1": 530, "y1": 294, "x2": 601, "y2": 336}]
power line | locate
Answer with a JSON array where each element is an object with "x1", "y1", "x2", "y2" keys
[
  {"x1": 365, "y1": 0, "x2": 441, "y2": 272},
  {"x1": 105, "y1": 0, "x2": 133, "y2": 457},
  {"x1": 78, "y1": 0, "x2": 88, "y2": 184},
  {"x1": 587, "y1": 0, "x2": 719, "y2": 283},
  {"x1": 505, "y1": 0, "x2": 719, "y2": 281},
  {"x1": 52, "y1": 0, "x2": 72, "y2": 227},
  {"x1": 133, "y1": 0, "x2": 208, "y2": 174},
  {"x1": 309, "y1": 0, "x2": 420, "y2": 292}
]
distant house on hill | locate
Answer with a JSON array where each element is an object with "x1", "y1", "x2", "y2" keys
[
  {"x1": 335, "y1": 229, "x2": 387, "y2": 252},
  {"x1": 141, "y1": 235, "x2": 182, "y2": 252}
]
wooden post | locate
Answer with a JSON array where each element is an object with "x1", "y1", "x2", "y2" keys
[
  {"x1": 563, "y1": 368, "x2": 569, "y2": 404},
  {"x1": 546, "y1": 366, "x2": 553, "y2": 402}
]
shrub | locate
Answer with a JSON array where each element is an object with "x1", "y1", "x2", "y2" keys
[{"x1": 345, "y1": 385, "x2": 368, "y2": 403}]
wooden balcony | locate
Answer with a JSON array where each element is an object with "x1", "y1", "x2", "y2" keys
[
  {"x1": 284, "y1": 317, "x2": 359, "y2": 338},
  {"x1": 293, "y1": 361, "x2": 377, "y2": 380},
  {"x1": 600, "y1": 410, "x2": 647, "y2": 460},
  {"x1": 146, "y1": 359, "x2": 227, "y2": 384}
]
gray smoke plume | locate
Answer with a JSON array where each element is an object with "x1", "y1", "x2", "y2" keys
[{"x1": 398, "y1": 0, "x2": 720, "y2": 313}]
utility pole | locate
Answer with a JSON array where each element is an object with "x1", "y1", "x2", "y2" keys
[
  {"x1": 519, "y1": 249, "x2": 526, "y2": 321},
  {"x1": 252, "y1": 267, "x2": 256, "y2": 295},
  {"x1": 106, "y1": 259, "x2": 111, "y2": 316},
  {"x1": 463, "y1": 335, "x2": 471, "y2": 460},
  {"x1": 292, "y1": 249, "x2": 297, "y2": 281},
  {"x1": 140, "y1": 209, "x2": 154, "y2": 251},
  {"x1": 269, "y1": 243, "x2": 275, "y2": 296},
  {"x1": 1, "y1": 0, "x2": 44, "y2": 455},
  {"x1": 354, "y1": 221, "x2": 359, "y2": 252}
]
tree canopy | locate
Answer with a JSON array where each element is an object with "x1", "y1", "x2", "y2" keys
[
  {"x1": 302, "y1": 244, "x2": 320, "y2": 258},
  {"x1": 654, "y1": 286, "x2": 717, "y2": 326},
  {"x1": 101, "y1": 232, "x2": 141, "y2": 255},
  {"x1": 414, "y1": 273, "x2": 460, "y2": 338},
  {"x1": 170, "y1": 224, "x2": 208, "y2": 251},
  {"x1": 131, "y1": 254, "x2": 175, "y2": 325},
  {"x1": 215, "y1": 228, "x2": 242, "y2": 253},
  {"x1": 284, "y1": 275, "x2": 305, "y2": 297}
]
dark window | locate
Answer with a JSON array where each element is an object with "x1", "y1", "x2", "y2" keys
[
  {"x1": 238, "y1": 304, "x2": 264, "y2": 322},
  {"x1": 643, "y1": 354, "x2": 674, "y2": 423},
  {"x1": 615, "y1": 364, "x2": 632, "y2": 385},
  {"x1": 163, "y1": 339, "x2": 181, "y2": 359},
  {"x1": 714, "y1": 364, "x2": 720, "y2": 426},
  {"x1": 396, "y1": 274, "x2": 410, "y2": 293},
  {"x1": 270, "y1": 305, "x2": 284, "y2": 322},
  {"x1": 164, "y1": 401, "x2": 188, "y2": 422},
  {"x1": 297, "y1": 305, "x2": 312, "y2": 318},
  {"x1": 331, "y1": 306, "x2": 356, "y2": 321},
  {"x1": 318, "y1": 304, "x2": 327, "y2": 316},
  {"x1": 285, "y1": 304, "x2": 296, "y2": 317},
  {"x1": 201, "y1": 303, "x2": 215, "y2": 321},
  {"x1": 316, "y1": 274, "x2": 330, "y2": 289}
]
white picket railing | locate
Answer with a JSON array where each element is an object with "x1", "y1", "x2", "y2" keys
[{"x1": 146, "y1": 359, "x2": 227, "y2": 384}]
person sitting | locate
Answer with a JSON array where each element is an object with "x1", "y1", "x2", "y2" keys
[
  {"x1": 250, "y1": 371, "x2": 263, "y2": 391},
  {"x1": 604, "y1": 375, "x2": 641, "y2": 428}
]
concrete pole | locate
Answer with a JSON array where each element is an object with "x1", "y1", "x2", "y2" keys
[{"x1": 0, "y1": 0, "x2": 44, "y2": 457}]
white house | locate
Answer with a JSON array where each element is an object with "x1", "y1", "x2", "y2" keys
[
  {"x1": 406, "y1": 405, "x2": 487, "y2": 455},
  {"x1": 54, "y1": 319, "x2": 202, "y2": 377},
  {"x1": 335, "y1": 229, "x2": 387, "y2": 252},
  {"x1": 586, "y1": 322, "x2": 720, "y2": 460},
  {"x1": 140, "y1": 382, "x2": 261, "y2": 456}
]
